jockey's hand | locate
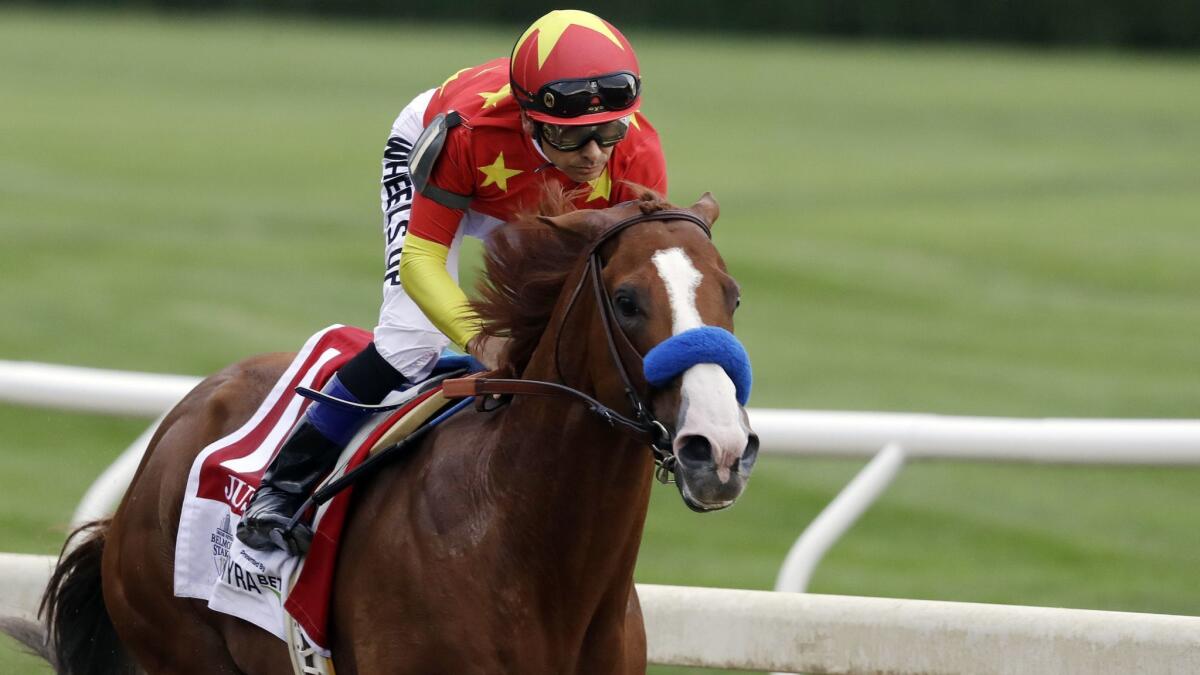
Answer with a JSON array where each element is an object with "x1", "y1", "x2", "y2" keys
[{"x1": 468, "y1": 334, "x2": 511, "y2": 371}]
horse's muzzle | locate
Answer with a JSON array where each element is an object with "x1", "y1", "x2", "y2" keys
[{"x1": 673, "y1": 431, "x2": 760, "y2": 512}]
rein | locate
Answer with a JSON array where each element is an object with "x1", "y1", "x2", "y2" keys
[{"x1": 443, "y1": 207, "x2": 713, "y2": 482}]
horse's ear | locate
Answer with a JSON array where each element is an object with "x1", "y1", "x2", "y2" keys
[{"x1": 690, "y1": 192, "x2": 720, "y2": 228}]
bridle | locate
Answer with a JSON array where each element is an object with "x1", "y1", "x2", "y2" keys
[{"x1": 442, "y1": 207, "x2": 713, "y2": 482}]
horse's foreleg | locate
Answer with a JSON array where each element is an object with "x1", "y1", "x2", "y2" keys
[{"x1": 621, "y1": 587, "x2": 649, "y2": 675}]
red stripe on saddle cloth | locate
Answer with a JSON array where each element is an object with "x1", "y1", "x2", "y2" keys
[
  {"x1": 194, "y1": 325, "x2": 373, "y2": 511},
  {"x1": 285, "y1": 386, "x2": 442, "y2": 649}
]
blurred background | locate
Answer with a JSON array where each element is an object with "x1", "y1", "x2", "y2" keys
[{"x1": 1, "y1": 1, "x2": 1198, "y2": 673}]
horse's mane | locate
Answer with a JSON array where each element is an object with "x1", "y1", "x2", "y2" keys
[{"x1": 472, "y1": 184, "x2": 669, "y2": 373}]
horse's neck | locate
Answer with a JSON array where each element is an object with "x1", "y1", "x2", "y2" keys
[{"x1": 485, "y1": 317, "x2": 654, "y2": 605}]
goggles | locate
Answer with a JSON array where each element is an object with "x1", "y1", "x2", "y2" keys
[
  {"x1": 516, "y1": 71, "x2": 640, "y2": 118},
  {"x1": 538, "y1": 117, "x2": 630, "y2": 152}
]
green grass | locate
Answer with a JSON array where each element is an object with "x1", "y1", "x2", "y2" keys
[{"x1": 2, "y1": 8, "x2": 1199, "y2": 673}]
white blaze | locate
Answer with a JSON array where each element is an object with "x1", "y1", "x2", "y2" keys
[
  {"x1": 652, "y1": 248, "x2": 749, "y2": 483},
  {"x1": 652, "y1": 248, "x2": 703, "y2": 335}
]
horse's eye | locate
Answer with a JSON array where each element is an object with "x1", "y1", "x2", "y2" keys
[
  {"x1": 735, "y1": 296, "x2": 741, "y2": 311},
  {"x1": 615, "y1": 294, "x2": 639, "y2": 318}
]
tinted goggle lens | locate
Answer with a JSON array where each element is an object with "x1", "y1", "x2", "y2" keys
[
  {"x1": 532, "y1": 72, "x2": 640, "y2": 118},
  {"x1": 595, "y1": 73, "x2": 638, "y2": 108},
  {"x1": 540, "y1": 118, "x2": 630, "y2": 151}
]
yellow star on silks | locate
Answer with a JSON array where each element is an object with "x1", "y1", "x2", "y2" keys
[
  {"x1": 586, "y1": 167, "x2": 612, "y2": 202},
  {"x1": 478, "y1": 152, "x2": 523, "y2": 192},
  {"x1": 513, "y1": 10, "x2": 624, "y2": 69},
  {"x1": 628, "y1": 110, "x2": 641, "y2": 131},
  {"x1": 478, "y1": 84, "x2": 511, "y2": 109},
  {"x1": 440, "y1": 65, "x2": 498, "y2": 93},
  {"x1": 439, "y1": 66, "x2": 470, "y2": 92}
]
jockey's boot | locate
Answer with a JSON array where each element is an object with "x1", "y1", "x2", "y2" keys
[
  {"x1": 237, "y1": 373, "x2": 373, "y2": 555},
  {"x1": 236, "y1": 414, "x2": 342, "y2": 555}
]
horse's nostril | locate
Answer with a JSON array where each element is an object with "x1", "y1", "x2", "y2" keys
[
  {"x1": 738, "y1": 433, "x2": 761, "y2": 473},
  {"x1": 676, "y1": 435, "x2": 713, "y2": 467}
]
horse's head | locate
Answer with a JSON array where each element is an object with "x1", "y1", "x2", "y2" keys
[
  {"x1": 587, "y1": 194, "x2": 757, "y2": 511},
  {"x1": 476, "y1": 192, "x2": 758, "y2": 512}
]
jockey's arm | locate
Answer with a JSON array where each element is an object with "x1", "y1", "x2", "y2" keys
[
  {"x1": 399, "y1": 183, "x2": 483, "y2": 352},
  {"x1": 398, "y1": 231, "x2": 479, "y2": 351}
]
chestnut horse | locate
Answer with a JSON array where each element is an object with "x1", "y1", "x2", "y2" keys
[{"x1": 14, "y1": 194, "x2": 758, "y2": 674}]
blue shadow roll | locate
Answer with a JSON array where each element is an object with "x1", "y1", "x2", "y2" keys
[{"x1": 642, "y1": 326, "x2": 752, "y2": 406}]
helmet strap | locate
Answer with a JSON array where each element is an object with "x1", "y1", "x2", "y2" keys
[{"x1": 527, "y1": 120, "x2": 553, "y2": 164}]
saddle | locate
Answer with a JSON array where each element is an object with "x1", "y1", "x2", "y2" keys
[{"x1": 173, "y1": 326, "x2": 481, "y2": 672}]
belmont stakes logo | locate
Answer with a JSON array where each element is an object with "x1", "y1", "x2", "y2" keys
[{"x1": 211, "y1": 514, "x2": 233, "y2": 577}]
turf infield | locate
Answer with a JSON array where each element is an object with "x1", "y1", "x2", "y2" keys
[{"x1": 1, "y1": 9, "x2": 1198, "y2": 673}]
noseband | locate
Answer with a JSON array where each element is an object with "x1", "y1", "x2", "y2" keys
[{"x1": 443, "y1": 208, "x2": 715, "y2": 482}]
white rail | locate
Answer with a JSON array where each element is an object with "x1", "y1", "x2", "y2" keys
[
  {"x1": 4, "y1": 553, "x2": 1198, "y2": 674},
  {"x1": 750, "y1": 408, "x2": 1200, "y2": 464},
  {"x1": 0, "y1": 554, "x2": 54, "y2": 621},
  {"x1": 4, "y1": 361, "x2": 1200, "y2": 629},
  {"x1": 774, "y1": 442, "x2": 907, "y2": 593},
  {"x1": 640, "y1": 584, "x2": 1200, "y2": 674},
  {"x1": 3, "y1": 361, "x2": 1200, "y2": 464},
  {"x1": 0, "y1": 361, "x2": 201, "y2": 417}
]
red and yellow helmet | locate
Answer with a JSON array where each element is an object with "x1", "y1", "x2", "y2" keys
[{"x1": 510, "y1": 10, "x2": 642, "y2": 125}]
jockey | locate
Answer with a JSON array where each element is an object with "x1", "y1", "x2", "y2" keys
[{"x1": 237, "y1": 9, "x2": 668, "y2": 553}]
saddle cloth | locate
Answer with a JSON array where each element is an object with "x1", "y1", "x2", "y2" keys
[{"x1": 173, "y1": 324, "x2": 459, "y2": 652}]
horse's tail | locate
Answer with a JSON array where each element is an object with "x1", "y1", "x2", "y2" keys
[{"x1": 35, "y1": 520, "x2": 137, "y2": 675}]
